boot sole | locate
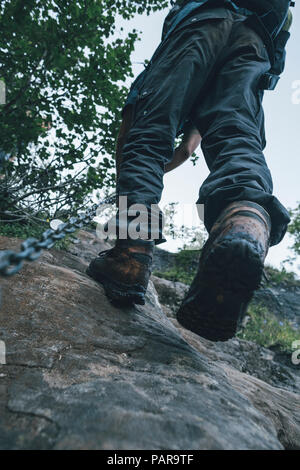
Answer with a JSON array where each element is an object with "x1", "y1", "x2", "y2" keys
[
  {"x1": 86, "y1": 266, "x2": 146, "y2": 306},
  {"x1": 176, "y1": 238, "x2": 264, "y2": 341}
]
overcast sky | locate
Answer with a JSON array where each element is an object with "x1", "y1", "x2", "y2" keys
[{"x1": 116, "y1": 4, "x2": 300, "y2": 273}]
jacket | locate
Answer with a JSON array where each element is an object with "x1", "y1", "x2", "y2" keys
[{"x1": 122, "y1": 0, "x2": 292, "y2": 122}]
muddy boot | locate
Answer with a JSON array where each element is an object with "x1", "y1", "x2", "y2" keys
[
  {"x1": 86, "y1": 239, "x2": 154, "y2": 306},
  {"x1": 176, "y1": 201, "x2": 271, "y2": 341}
]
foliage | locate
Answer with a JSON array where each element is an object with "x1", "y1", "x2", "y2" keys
[
  {"x1": 0, "y1": 0, "x2": 168, "y2": 221},
  {"x1": 264, "y1": 265, "x2": 299, "y2": 287},
  {"x1": 162, "y1": 201, "x2": 207, "y2": 250},
  {"x1": 237, "y1": 304, "x2": 299, "y2": 354},
  {"x1": 288, "y1": 202, "x2": 300, "y2": 256},
  {"x1": 153, "y1": 247, "x2": 201, "y2": 285},
  {"x1": 0, "y1": 217, "x2": 74, "y2": 250},
  {"x1": 153, "y1": 200, "x2": 206, "y2": 284}
]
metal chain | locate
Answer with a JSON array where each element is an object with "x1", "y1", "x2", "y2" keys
[{"x1": 0, "y1": 193, "x2": 116, "y2": 277}]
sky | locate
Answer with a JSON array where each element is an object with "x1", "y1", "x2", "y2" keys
[{"x1": 115, "y1": 3, "x2": 300, "y2": 273}]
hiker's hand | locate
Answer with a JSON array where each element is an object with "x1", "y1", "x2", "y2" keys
[{"x1": 165, "y1": 125, "x2": 201, "y2": 173}]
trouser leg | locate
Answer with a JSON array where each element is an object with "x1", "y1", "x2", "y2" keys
[
  {"x1": 192, "y1": 17, "x2": 290, "y2": 246},
  {"x1": 116, "y1": 16, "x2": 232, "y2": 244}
]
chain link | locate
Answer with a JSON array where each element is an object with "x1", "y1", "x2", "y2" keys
[{"x1": 0, "y1": 193, "x2": 116, "y2": 277}]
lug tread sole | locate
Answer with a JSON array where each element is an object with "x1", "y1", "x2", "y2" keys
[{"x1": 176, "y1": 239, "x2": 264, "y2": 341}]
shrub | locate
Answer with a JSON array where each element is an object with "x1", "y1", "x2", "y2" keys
[{"x1": 237, "y1": 304, "x2": 299, "y2": 354}]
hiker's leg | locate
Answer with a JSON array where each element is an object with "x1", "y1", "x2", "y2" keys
[
  {"x1": 193, "y1": 17, "x2": 290, "y2": 246},
  {"x1": 115, "y1": 105, "x2": 134, "y2": 187},
  {"x1": 176, "y1": 12, "x2": 290, "y2": 340},
  {"x1": 116, "y1": 12, "x2": 232, "y2": 244}
]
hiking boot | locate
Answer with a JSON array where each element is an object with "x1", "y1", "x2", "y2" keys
[
  {"x1": 176, "y1": 201, "x2": 271, "y2": 341},
  {"x1": 86, "y1": 239, "x2": 154, "y2": 306}
]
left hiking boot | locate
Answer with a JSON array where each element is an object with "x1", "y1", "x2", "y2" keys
[
  {"x1": 86, "y1": 239, "x2": 154, "y2": 306},
  {"x1": 176, "y1": 201, "x2": 271, "y2": 341}
]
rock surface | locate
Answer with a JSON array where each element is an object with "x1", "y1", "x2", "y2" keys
[{"x1": 0, "y1": 231, "x2": 299, "y2": 450}]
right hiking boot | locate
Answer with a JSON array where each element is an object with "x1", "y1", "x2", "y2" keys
[
  {"x1": 176, "y1": 201, "x2": 271, "y2": 342},
  {"x1": 86, "y1": 239, "x2": 154, "y2": 306}
]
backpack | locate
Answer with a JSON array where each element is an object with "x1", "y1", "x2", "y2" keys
[
  {"x1": 226, "y1": 1, "x2": 293, "y2": 38},
  {"x1": 172, "y1": 0, "x2": 294, "y2": 38}
]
